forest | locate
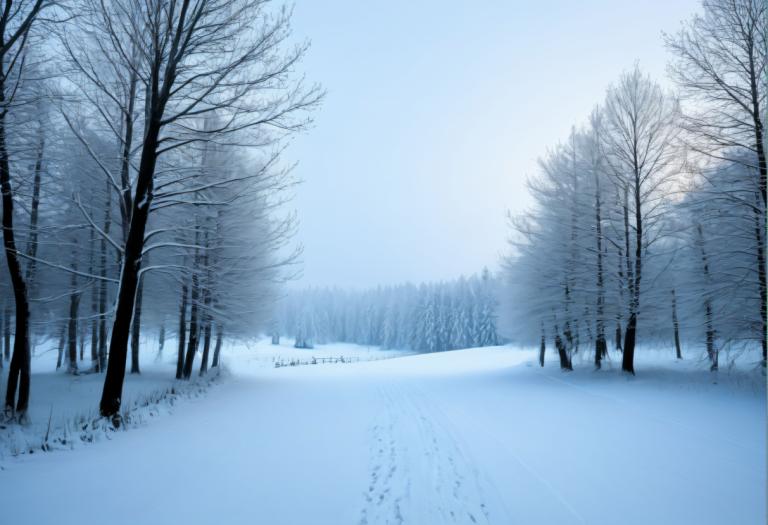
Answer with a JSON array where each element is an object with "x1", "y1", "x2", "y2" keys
[
  {"x1": 0, "y1": 0, "x2": 763, "y2": 428},
  {"x1": 501, "y1": 0, "x2": 766, "y2": 374},
  {"x1": 0, "y1": 0, "x2": 321, "y2": 424},
  {"x1": 274, "y1": 270, "x2": 500, "y2": 352},
  {"x1": 0, "y1": 1, "x2": 764, "y2": 524}
]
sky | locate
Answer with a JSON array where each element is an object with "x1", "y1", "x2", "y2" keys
[{"x1": 285, "y1": 0, "x2": 701, "y2": 288}]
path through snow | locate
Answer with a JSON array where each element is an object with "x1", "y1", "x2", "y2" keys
[{"x1": 0, "y1": 343, "x2": 764, "y2": 525}]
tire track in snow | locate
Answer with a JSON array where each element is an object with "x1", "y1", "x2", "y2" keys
[{"x1": 359, "y1": 384, "x2": 495, "y2": 525}]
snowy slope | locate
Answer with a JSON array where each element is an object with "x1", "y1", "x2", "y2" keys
[{"x1": 0, "y1": 341, "x2": 764, "y2": 525}]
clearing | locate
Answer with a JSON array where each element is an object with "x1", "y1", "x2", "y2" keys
[{"x1": 0, "y1": 341, "x2": 765, "y2": 525}]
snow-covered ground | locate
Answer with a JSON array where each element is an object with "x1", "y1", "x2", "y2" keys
[{"x1": 0, "y1": 341, "x2": 765, "y2": 525}]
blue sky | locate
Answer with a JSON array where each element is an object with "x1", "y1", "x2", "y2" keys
[{"x1": 286, "y1": 0, "x2": 701, "y2": 288}]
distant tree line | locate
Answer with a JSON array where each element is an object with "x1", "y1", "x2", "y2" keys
[
  {"x1": 501, "y1": 0, "x2": 766, "y2": 373},
  {"x1": 274, "y1": 270, "x2": 501, "y2": 352}
]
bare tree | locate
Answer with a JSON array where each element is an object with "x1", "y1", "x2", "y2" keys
[
  {"x1": 0, "y1": 0, "x2": 54, "y2": 418},
  {"x1": 602, "y1": 66, "x2": 680, "y2": 374},
  {"x1": 94, "y1": 0, "x2": 320, "y2": 420},
  {"x1": 666, "y1": 0, "x2": 767, "y2": 364}
]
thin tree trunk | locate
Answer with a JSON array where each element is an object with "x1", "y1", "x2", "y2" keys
[
  {"x1": 705, "y1": 299, "x2": 717, "y2": 371},
  {"x1": 182, "y1": 274, "x2": 200, "y2": 379},
  {"x1": 622, "y1": 171, "x2": 642, "y2": 375},
  {"x1": 182, "y1": 230, "x2": 201, "y2": 380},
  {"x1": 199, "y1": 233, "x2": 212, "y2": 376},
  {"x1": 88, "y1": 213, "x2": 99, "y2": 368},
  {"x1": 56, "y1": 325, "x2": 65, "y2": 370},
  {"x1": 67, "y1": 288, "x2": 80, "y2": 374},
  {"x1": 672, "y1": 289, "x2": 682, "y2": 359},
  {"x1": 79, "y1": 317, "x2": 86, "y2": 361},
  {"x1": 199, "y1": 318, "x2": 212, "y2": 376},
  {"x1": 753, "y1": 199, "x2": 767, "y2": 367},
  {"x1": 594, "y1": 170, "x2": 606, "y2": 369},
  {"x1": 211, "y1": 324, "x2": 223, "y2": 368},
  {"x1": 176, "y1": 283, "x2": 188, "y2": 380},
  {"x1": 24, "y1": 130, "x2": 43, "y2": 287},
  {"x1": 615, "y1": 244, "x2": 624, "y2": 352},
  {"x1": 97, "y1": 177, "x2": 111, "y2": 373},
  {"x1": 130, "y1": 256, "x2": 147, "y2": 374},
  {"x1": 1, "y1": 79, "x2": 32, "y2": 416},
  {"x1": 538, "y1": 323, "x2": 546, "y2": 367},
  {"x1": 156, "y1": 318, "x2": 165, "y2": 361},
  {"x1": 697, "y1": 224, "x2": 718, "y2": 371}
]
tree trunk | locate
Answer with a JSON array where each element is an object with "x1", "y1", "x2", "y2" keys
[
  {"x1": 538, "y1": 323, "x2": 545, "y2": 367},
  {"x1": 79, "y1": 322, "x2": 86, "y2": 361},
  {"x1": 705, "y1": 298, "x2": 717, "y2": 371},
  {"x1": 554, "y1": 331, "x2": 572, "y2": 371},
  {"x1": 3, "y1": 303, "x2": 10, "y2": 362},
  {"x1": 753, "y1": 199, "x2": 766, "y2": 367},
  {"x1": 211, "y1": 324, "x2": 223, "y2": 368},
  {"x1": 97, "y1": 177, "x2": 111, "y2": 373},
  {"x1": 99, "y1": 118, "x2": 160, "y2": 419},
  {"x1": 56, "y1": 325, "x2": 65, "y2": 370},
  {"x1": 199, "y1": 318, "x2": 212, "y2": 376},
  {"x1": 1, "y1": 80, "x2": 32, "y2": 416},
  {"x1": 182, "y1": 291, "x2": 199, "y2": 380},
  {"x1": 594, "y1": 170, "x2": 606, "y2": 369},
  {"x1": 156, "y1": 319, "x2": 165, "y2": 361},
  {"x1": 199, "y1": 231, "x2": 212, "y2": 376},
  {"x1": 89, "y1": 214, "x2": 99, "y2": 368},
  {"x1": 672, "y1": 289, "x2": 682, "y2": 359},
  {"x1": 67, "y1": 290, "x2": 80, "y2": 375},
  {"x1": 176, "y1": 283, "x2": 188, "y2": 380},
  {"x1": 696, "y1": 224, "x2": 718, "y2": 371},
  {"x1": 24, "y1": 130, "x2": 43, "y2": 287},
  {"x1": 622, "y1": 312, "x2": 637, "y2": 374},
  {"x1": 182, "y1": 232, "x2": 201, "y2": 380},
  {"x1": 621, "y1": 171, "x2": 643, "y2": 375},
  {"x1": 130, "y1": 260, "x2": 146, "y2": 374}
]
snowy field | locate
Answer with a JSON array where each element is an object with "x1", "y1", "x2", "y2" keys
[
  {"x1": 0, "y1": 338, "x2": 406, "y2": 457},
  {"x1": 0, "y1": 341, "x2": 765, "y2": 525}
]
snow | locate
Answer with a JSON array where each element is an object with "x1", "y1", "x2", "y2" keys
[{"x1": 0, "y1": 340, "x2": 765, "y2": 525}]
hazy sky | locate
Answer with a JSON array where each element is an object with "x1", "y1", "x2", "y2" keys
[{"x1": 286, "y1": 0, "x2": 701, "y2": 288}]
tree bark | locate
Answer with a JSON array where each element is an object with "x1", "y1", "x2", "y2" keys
[
  {"x1": 622, "y1": 169, "x2": 643, "y2": 375},
  {"x1": 211, "y1": 324, "x2": 223, "y2": 368},
  {"x1": 182, "y1": 230, "x2": 201, "y2": 380},
  {"x1": 97, "y1": 178, "x2": 112, "y2": 373},
  {"x1": 182, "y1": 272, "x2": 200, "y2": 379},
  {"x1": 753, "y1": 199, "x2": 767, "y2": 366},
  {"x1": 156, "y1": 319, "x2": 165, "y2": 361},
  {"x1": 67, "y1": 289, "x2": 80, "y2": 375},
  {"x1": 56, "y1": 325, "x2": 65, "y2": 370},
  {"x1": 99, "y1": 118, "x2": 160, "y2": 419},
  {"x1": 697, "y1": 224, "x2": 718, "y2": 371},
  {"x1": 176, "y1": 283, "x2": 188, "y2": 380},
  {"x1": 672, "y1": 289, "x2": 682, "y2": 359},
  {"x1": 594, "y1": 168, "x2": 607, "y2": 369},
  {"x1": 130, "y1": 261, "x2": 146, "y2": 374},
  {"x1": 3, "y1": 302, "x2": 10, "y2": 362},
  {"x1": 199, "y1": 317, "x2": 212, "y2": 376},
  {"x1": 24, "y1": 130, "x2": 43, "y2": 287},
  {"x1": 1, "y1": 79, "x2": 31, "y2": 415}
]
